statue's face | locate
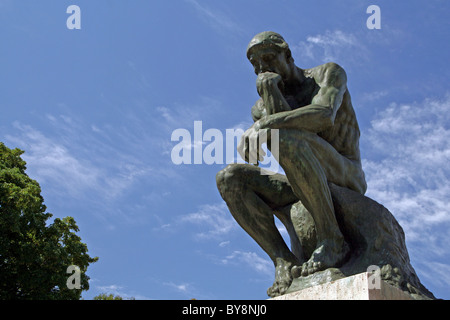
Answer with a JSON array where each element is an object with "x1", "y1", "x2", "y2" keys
[{"x1": 248, "y1": 46, "x2": 290, "y2": 79}]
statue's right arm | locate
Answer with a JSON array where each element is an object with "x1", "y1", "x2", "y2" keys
[{"x1": 257, "y1": 63, "x2": 347, "y2": 133}]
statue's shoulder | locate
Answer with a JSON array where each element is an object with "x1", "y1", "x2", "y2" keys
[
  {"x1": 307, "y1": 62, "x2": 345, "y2": 73},
  {"x1": 304, "y1": 62, "x2": 347, "y2": 86}
]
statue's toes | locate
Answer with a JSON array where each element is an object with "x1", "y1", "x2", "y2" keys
[
  {"x1": 301, "y1": 262, "x2": 309, "y2": 276},
  {"x1": 279, "y1": 283, "x2": 288, "y2": 296},
  {"x1": 291, "y1": 265, "x2": 302, "y2": 278},
  {"x1": 301, "y1": 261, "x2": 323, "y2": 276},
  {"x1": 312, "y1": 261, "x2": 322, "y2": 273},
  {"x1": 267, "y1": 283, "x2": 279, "y2": 298}
]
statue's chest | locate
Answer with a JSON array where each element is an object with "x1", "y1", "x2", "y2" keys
[{"x1": 285, "y1": 80, "x2": 320, "y2": 110}]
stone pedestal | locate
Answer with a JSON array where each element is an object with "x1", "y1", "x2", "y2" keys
[{"x1": 271, "y1": 272, "x2": 414, "y2": 300}]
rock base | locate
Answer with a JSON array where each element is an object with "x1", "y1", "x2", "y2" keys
[{"x1": 277, "y1": 183, "x2": 436, "y2": 300}]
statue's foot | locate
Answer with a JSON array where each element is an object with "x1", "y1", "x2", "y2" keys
[
  {"x1": 291, "y1": 265, "x2": 302, "y2": 278},
  {"x1": 267, "y1": 259, "x2": 297, "y2": 297},
  {"x1": 301, "y1": 239, "x2": 349, "y2": 276}
]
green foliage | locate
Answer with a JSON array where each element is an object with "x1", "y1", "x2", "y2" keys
[
  {"x1": 0, "y1": 142, "x2": 98, "y2": 300},
  {"x1": 93, "y1": 293, "x2": 124, "y2": 300},
  {"x1": 93, "y1": 293, "x2": 135, "y2": 300}
]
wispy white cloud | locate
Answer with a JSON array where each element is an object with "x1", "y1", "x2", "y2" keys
[
  {"x1": 220, "y1": 250, "x2": 273, "y2": 277},
  {"x1": 156, "y1": 106, "x2": 174, "y2": 123},
  {"x1": 219, "y1": 241, "x2": 230, "y2": 247},
  {"x1": 180, "y1": 202, "x2": 238, "y2": 239},
  {"x1": 3, "y1": 109, "x2": 174, "y2": 227},
  {"x1": 161, "y1": 280, "x2": 213, "y2": 299},
  {"x1": 6, "y1": 121, "x2": 152, "y2": 201},
  {"x1": 157, "y1": 96, "x2": 225, "y2": 137},
  {"x1": 163, "y1": 281, "x2": 191, "y2": 294},
  {"x1": 415, "y1": 261, "x2": 450, "y2": 290},
  {"x1": 6, "y1": 122, "x2": 101, "y2": 197},
  {"x1": 154, "y1": 201, "x2": 239, "y2": 241},
  {"x1": 360, "y1": 90, "x2": 389, "y2": 103},
  {"x1": 292, "y1": 30, "x2": 368, "y2": 64},
  {"x1": 96, "y1": 284, "x2": 124, "y2": 294},
  {"x1": 362, "y1": 94, "x2": 450, "y2": 258},
  {"x1": 185, "y1": 0, "x2": 244, "y2": 36}
]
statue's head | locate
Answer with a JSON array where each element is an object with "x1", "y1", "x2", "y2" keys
[
  {"x1": 246, "y1": 31, "x2": 289, "y2": 59},
  {"x1": 246, "y1": 31, "x2": 295, "y2": 78}
]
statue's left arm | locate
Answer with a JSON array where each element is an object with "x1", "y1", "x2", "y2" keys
[{"x1": 258, "y1": 63, "x2": 347, "y2": 134}]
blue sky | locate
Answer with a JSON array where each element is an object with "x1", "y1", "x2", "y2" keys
[{"x1": 1, "y1": 0, "x2": 449, "y2": 300}]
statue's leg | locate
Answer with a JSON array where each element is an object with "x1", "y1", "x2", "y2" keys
[
  {"x1": 216, "y1": 163, "x2": 300, "y2": 296},
  {"x1": 276, "y1": 129, "x2": 365, "y2": 276}
]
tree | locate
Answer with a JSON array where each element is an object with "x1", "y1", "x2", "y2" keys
[
  {"x1": 93, "y1": 293, "x2": 135, "y2": 300},
  {"x1": 0, "y1": 142, "x2": 98, "y2": 299}
]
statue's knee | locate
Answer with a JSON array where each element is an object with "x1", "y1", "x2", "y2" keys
[
  {"x1": 215, "y1": 167, "x2": 228, "y2": 190},
  {"x1": 216, "y1": 164, "x2": 246, "y2": 195}
]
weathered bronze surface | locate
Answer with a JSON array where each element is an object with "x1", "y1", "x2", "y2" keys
[{"x1": 216, "y1": 31, "x2": 435, "y2": 299}]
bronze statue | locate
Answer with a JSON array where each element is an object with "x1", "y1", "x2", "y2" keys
[{"x1": 216, "y1": 31, "x2": 435, "y2": 299}]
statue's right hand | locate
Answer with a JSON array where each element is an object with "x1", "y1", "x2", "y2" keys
[
  {"x1": 237, "y1": 123, "x2": 266, "y2": 165},
  {"x1": 256, "y1": 72, "x2": 284, "y2": 96}
]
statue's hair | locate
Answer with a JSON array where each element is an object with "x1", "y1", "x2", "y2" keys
[{"x1": 246, "y1": 31, "x2": 293, "y2": 62}]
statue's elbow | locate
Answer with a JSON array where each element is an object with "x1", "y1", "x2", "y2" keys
[{"x1": 323, "y1": 108, "x2": 336, "y2": 128}]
